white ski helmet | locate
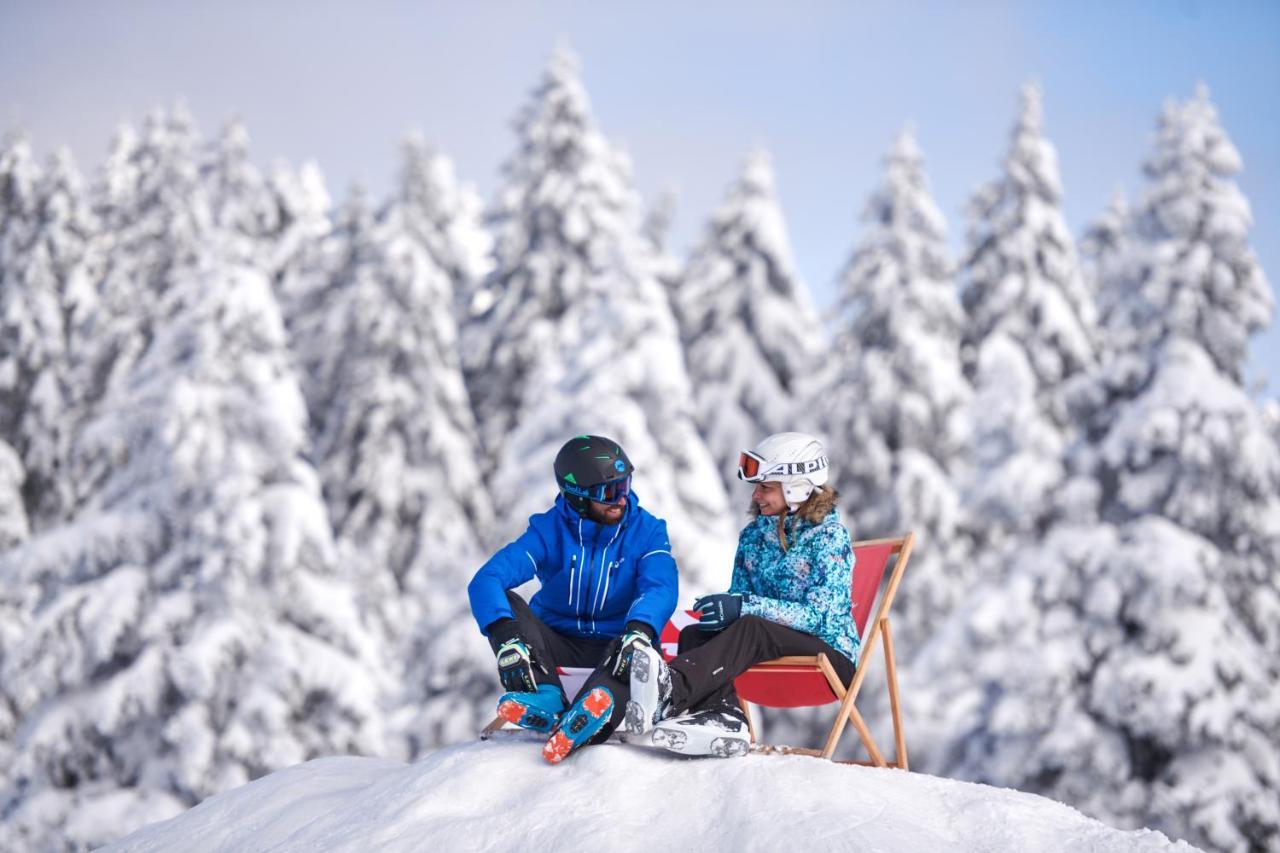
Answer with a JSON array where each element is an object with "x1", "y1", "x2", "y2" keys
[{"x1": 737, "y1": 432, "x2": 830, "y2": 510}]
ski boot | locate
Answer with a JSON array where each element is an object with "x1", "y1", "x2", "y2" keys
[
  {"x1": 624, "y1": 644, "x2": 673, "y2": 735},
  {"x1": 496, "y1": 684, "x2": 567, "y2": 733},
  {"x1": 651, "y1": 706, "x2": 751, "y2": 758},
  {"x1": 542, "y1": 687, "x2": 615, "y2": 765}
]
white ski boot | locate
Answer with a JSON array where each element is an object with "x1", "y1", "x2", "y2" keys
[
  {"x1": 625, "y1": 644, "x2": 672, "y2": 735},
  {"x1": 651, "y1": 706, "x2": 750, "y2": 758}
]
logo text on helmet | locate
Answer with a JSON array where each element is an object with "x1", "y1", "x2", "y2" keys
[{"x1": 760, "y1": 455, "x2": 828, "y2": 478}]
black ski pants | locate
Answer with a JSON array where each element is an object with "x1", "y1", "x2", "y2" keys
[
  {"x1": 669, "y1": 615, "x2": 856, "y2": 715},
  {"x1": 491, "y1": 591, "x2": 631, "y2": 739}
]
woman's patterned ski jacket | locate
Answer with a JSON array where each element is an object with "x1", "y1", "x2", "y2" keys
[{"x1": 729, "y1": 507, "x2": 860, "y2": 665}]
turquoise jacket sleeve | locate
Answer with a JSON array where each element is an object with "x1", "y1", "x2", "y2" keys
[{"x1": 727, "y1": 542, "x2": 749, "y2": 596}]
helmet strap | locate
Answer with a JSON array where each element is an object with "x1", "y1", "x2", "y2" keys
[{"x1": 563, "y1": 491, "x2": 592, "y2": 516}]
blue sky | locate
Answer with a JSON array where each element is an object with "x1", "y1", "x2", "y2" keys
[{"x1": 3, "y1": 0, "x2": 1277, "y2": 390}]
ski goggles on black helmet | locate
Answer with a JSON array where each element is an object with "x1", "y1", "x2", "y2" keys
[
  {"x1": 737, "y1": 451, "x2": 829, "y2": 483},
  {"x1": 560, "y1": 474, "x2": 632, "y2": 505}
]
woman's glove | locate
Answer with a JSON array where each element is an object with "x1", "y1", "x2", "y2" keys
[{"x1": 693, "y1": 593, "x2": 742, "y2": 632}]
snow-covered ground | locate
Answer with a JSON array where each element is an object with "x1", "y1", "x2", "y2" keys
[{"x1": 106, "y1": 739, "x2": 1200, "y2": 853}]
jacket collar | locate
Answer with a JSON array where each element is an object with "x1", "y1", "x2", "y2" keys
[
  {"x1": 752, "y1": 506, "x2": 839, "y2": 535},
  {"x1": 555, "y1": 490, "x2": 638, "y2": 537}
]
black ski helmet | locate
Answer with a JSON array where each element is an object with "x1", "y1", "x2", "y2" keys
[{"x1": 554, "y1": 435, "x2": 634, "y2": 514}]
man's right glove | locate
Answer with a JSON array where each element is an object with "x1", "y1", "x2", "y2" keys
[
  {"x1": 488, "y1": 618, "x2": 542, "y2": 694},
  {"x1": 601, "y1": 621, "x2": 657, "y2": 681},
  {"x1": 693, "y1": 593, "x2": 742, "y2": 632}
]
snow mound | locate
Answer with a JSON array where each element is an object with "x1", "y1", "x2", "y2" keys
[{"x1": 105, "y1": 740, "x2": 1199, "y2": 852}]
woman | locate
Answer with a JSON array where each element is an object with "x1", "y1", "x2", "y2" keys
[{"x1": 625, "y1": 432, "x2": 860, "y2": 757}]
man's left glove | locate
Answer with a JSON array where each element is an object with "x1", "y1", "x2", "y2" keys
[
  {"x1": 693, "y1": 593, "x2": 742, "y2": 632},
  {"x1": 601, "y1": 620, "x2": 657, "y2": 681}
]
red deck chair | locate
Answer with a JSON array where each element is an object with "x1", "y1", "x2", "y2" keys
[{"x1": 733, "y1": 532, "x2": 915, "y2": 766}]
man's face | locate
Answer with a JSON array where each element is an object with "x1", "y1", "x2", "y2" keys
[{"x1": 586, "y1": 499, "x2": 626, "y2": 525}]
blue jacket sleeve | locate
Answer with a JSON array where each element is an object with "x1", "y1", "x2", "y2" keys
[
  {"x1": 740, "y1": 524, "x2": 853, "y2": 638},
  {"x1": 468, "y1": 521, "x2": 550, "y2": 635},
  {"x1": 624, "y1": 520, "x2": 678, "y2": 636}
]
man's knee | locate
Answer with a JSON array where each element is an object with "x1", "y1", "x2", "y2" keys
[{"x1": 504, "y1": 590, "x2": 535, "y2": 624}]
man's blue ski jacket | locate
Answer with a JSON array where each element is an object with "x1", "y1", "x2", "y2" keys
[{"x1": 468, "y1": 491, "x2": 679, "y2": 640}]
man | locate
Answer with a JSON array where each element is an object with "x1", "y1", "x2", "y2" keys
[{"x1": 467, "y1": 434, "x2": 678, "y2": 764}]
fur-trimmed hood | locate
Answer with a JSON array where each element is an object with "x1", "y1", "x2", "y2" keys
[{"x1": 794, "y1": 486, "x2": 838, "y2": 524}]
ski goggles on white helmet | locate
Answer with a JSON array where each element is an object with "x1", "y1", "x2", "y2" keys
[
  {"x1": 737, "y1": 451, "x2": 829, "y2": 483},
  {"x1": 560, "y1": 474, "x2": 632, "y2": 505}
]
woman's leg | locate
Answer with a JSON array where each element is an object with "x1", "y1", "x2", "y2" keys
[{"x1": 668, "y1": 616, "x2": 855, "y2": 714}]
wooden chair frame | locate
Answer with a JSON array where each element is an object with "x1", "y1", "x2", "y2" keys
[{"x1": 738, "y1": 532, "x2": 915, "y2": 766}]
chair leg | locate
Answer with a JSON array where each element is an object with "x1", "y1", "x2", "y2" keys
[
  {"x1": 847, "y1": 705, "x2": 887, "y2": 767},
  {"x1": 480, "y1": 714, "x2": 506, "y2": 740},
  {"x1": 881, "y1": 617, "x2": 908, "y2": 770},
  {"x1": 821, "y1": 626, "x2": 880, "y2": 759},
  {"x1": 814, "y1": 650, "x2": 889, "y2": 765}
]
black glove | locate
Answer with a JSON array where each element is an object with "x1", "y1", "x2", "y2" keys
[
  {"x1": 487, "y1": 618, "x2": 542, "y2": 694},
  {"x1": 601, "y1": 620, "x2": 657, "y2": 681},
  {"x1": 693, "y1": 593, "x2": 742, "y2": 632}
]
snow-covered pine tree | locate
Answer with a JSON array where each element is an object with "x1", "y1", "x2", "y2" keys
[
  {"x1": 0, "y1": 109, "x2": 388, "y2": 851},
  {"x1": 642, "y1": 186, "x2": 678, "y2": 257},
  {"x1": 0, "y1": 135, "x2": 45, "y2": 500},
  {"x1": 0, "y1": 438, "x2": 27, "y2": 551},
  {"x1": 461, "y1": 45, "x2": 733, "y2": 588},
  {"x1": 265, "y1": 160, "x2": 332, "y2": 321},
  {"x1": 674, "y1": 150, "x2": 824, "y2": 493},
  {"x1": 0, "y1": 438, "x2": 26, "y2": 820},
  {"x1": 962, "y1": 82, "x2": 1096, "y2": 398},
  {"x1": 70, "y1": 107, "x2": 208, "y2": 510},
  {"x1": 643, "y1": 187, "x2": 683, "y2": 364},
  {"x1": 0, "y1": 247, "x2": 389, "y2": 853},
  {"x1": 202, "y1": 119, "x2": 278, "y2": 271},
  {"x1": 288, "y1": 137, "x2": 497, "y2": 754},
  {"x1": 0, "y1": 137, "x2": 94, "y2": 529},
  {"x1": 917, "y1": 85, "x2": 1279, "y2": 853},
  {"x1": 812, "y1": 129, "x2": 969, "y2": 653},
  {"x1": 1081, "y1": 192, "x2": 1132, "y2": 302},
  {"x1": 394, "y1": 133, "x2": 493, "y2": 334},
  {"x1": 959, "y1": 82, "x2": 1097, "y2": 551}
]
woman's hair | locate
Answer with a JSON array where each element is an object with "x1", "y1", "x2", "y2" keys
[{"x1": 747, "y1": 485, "x2": 840, "y2": 551}]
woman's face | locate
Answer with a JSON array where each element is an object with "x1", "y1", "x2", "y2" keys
[{"x1": 752, "y1": 481, "x2": 788, "y2": 516}]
